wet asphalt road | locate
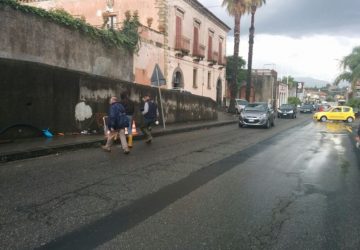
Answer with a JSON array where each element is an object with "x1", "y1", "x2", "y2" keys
[{"x1": 1, "y1": 114, "x2": 359, "y2": 249}]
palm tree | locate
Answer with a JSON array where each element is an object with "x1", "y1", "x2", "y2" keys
[
  {"x1": 245, "y1": 0, "x2": 266, "y2": 102},
  {"x1": 334, "y1": 46, "x2": 360, "y2": 94},
  {"x1": 222, "y1": 0, "x2": 247, "y2": 113}
]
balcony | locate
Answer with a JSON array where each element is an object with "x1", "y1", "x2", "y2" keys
[
  {"x1": 175, "y1": 35, "x2": 190, "y2": 55},
  {"x1": 208, "y1": 51, "x2": 218, "y2": 65},
  {"x1": 192, "y1": 44, "x2": 205, "y2": 61},
  {"x1": 218, "y1": 56, "x2": 227, "y2": 66}
]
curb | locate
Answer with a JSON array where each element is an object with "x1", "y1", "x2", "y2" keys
[{"x1": 0, "y1": 120, "x2": 237, "y2": 163}]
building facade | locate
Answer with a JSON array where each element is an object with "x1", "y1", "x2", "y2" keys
[
  {"x1": 277, "y1": 82, "x2": 288, "y2": 107},
  {"x1": 23, "y1": 0, "x2": 230, "y2": 103}
]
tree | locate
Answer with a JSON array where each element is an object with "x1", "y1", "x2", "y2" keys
[
  {"x1": 245, "y1": 0, "x2": 266, "y2": 102},
  {"x1": 225, "y1": 56, "x2": 247, "y2": 89},
  {"x1": 326, "y1": 96, "x2": 335, "y2": 102},
  {"x1": 222, "y1": 0, "x2": 247, "y2": 112},
  {"x1": 288, "y1": 97, "x2": 301, "y2": 106},
  {"x1": 281, "y1": 75, "x2": 296, "y2": 88},
  {"x1": 334, "y1": 46, "x2": 360, "y2": 93}
]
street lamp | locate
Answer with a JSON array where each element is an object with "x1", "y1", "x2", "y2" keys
[{"x1": 245, "y1": 3, "x2": 257, "y2": 102}]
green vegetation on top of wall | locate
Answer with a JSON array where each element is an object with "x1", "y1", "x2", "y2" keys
[{"x1": 1, "y1": 0, "x2": 140, "y2": 52}]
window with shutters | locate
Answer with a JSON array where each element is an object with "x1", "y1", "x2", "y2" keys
[
  {"x1": 193, "y1": 19, "x2": 200, "y2": 56},
  {"x1": 208, "y1": 30, "x2": 214, "y2": 61},
  {"x1": 219, "y1": 37, "x2": 224, "y2": 65},
  {"x1": 175, "y1": 15, "x2": 182, "y2": 50}
]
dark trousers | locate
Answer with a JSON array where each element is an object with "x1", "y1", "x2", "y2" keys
[{"x1": 141, "y1": 118, "x2": 155, "y2": 139}]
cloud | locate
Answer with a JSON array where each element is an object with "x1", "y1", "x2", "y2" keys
[
  {"x1": 200, "y1": 0, "x2": 360, "y2": 37},
  {"x1": 198, "y1": 0, "x2": 360, "y2": 82}
]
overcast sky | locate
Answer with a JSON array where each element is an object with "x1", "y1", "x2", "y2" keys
[{"x1": 198, "y1": 0, "x2": 360, "y2": 84}]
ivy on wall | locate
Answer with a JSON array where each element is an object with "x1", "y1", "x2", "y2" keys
[{"x1": 1, "y1": 0, "x2": 140, "y2": 52}]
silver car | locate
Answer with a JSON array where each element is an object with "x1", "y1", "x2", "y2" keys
[{"x1": 239, "y1": 102, "x2": 275, "y2": 128}]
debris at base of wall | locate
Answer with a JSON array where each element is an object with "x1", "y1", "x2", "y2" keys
[{"x1": 42, "y1": 129, "x2": 53, "y2": 138}]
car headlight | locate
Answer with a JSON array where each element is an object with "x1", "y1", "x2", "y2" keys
[
  {"x1": 260, "y1": 114, "x2": 267, "y2": 118},
  {"x1": 288, "y1": 110, "x2": 294, "y2": 113},
  {"x1": 278, "y1": 110, "x2": 282, "y2": 113}
]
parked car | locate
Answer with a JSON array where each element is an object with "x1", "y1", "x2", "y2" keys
[
  {"x1": 235, "y1": 99, "x2": 249, "y2": 114},
  {"x1": 299, "y1": 104, "x2": 314, "y2": 113},
  {"x1": 239, "y1": 102, "x2": 275, "y2": 128},
  {"x1": 313, "y1": 106, "x2": 356, "y2": 123},
  {"x1": 277, "y1": 104, "x2": 297, "y2": 119},
  {"x1": 171, "y1": 87, "x2": 191, "y2": 94}
]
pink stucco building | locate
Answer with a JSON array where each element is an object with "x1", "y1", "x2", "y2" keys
[{"x1": 23, "y1": 0, "x2": 230, "y2": 104}]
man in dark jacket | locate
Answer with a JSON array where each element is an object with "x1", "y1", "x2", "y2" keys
[
  {"x1": 141, "y1": 93, "x2": 159, "y2": 143},
  {"x1": 102, "y1": 96, "x2": 130, "y2": 154}
]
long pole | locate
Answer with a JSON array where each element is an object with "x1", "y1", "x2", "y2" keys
[{"x1": 156, "y1": 67, "x2": 166, "y2": 129}]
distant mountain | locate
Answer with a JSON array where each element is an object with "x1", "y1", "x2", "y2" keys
[{"x1": 294, "y1": 77, "x2": 330, "y2": 88}]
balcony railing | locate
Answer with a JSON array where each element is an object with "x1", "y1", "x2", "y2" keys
[
  {"x1": 192, "y1": 44, "x2": 205, "y2": 59},
  {"x1": 175, "y1": 35, "x2": 190, "y2": 54}
]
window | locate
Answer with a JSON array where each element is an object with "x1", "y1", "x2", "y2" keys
[
  {"x1": 175, "y1": 16, "x2": 182, "y2": 49},
  {"x1": 175, "y1": 8, "x2": 184, "y2": 50},
  {"x1": 207, "y1": 71, "x2": 211, "y2": 89},
  {"x1": 193, "y1": 19, "x2": 201, "y2": 55},
  {"x1": 208, "y1": 30, "x2": 214, "y2": 60},
  {"x1": 193, "y1": 68, "x2": 198, "y2": 88},
  {"x1": 218, "y1": 37, "x2": 223, "y2": 63}
]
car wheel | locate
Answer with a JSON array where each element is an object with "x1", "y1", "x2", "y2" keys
[
  {"x1": 264, "y1": 119, "x2": 271, "y2": 129},
  {"x1": 238, "y1": 122, "x2": 243, "y2": 128},
  {"x1": 320, "y1": 116, "x2": 327, "y2": 122},
  {"x1": 347, "y1": 117, "x2": 354, "y2": 123}
]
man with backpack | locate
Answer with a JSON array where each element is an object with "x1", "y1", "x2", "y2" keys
[
  {"x1": 141, "y1": 93, "x2": 159, "y2": 143},
  {"x1": 102, "y1": 96, "x2": 130, "y2": 154}
]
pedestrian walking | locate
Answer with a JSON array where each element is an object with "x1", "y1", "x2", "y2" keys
[
  {"x1": 120, "y1": 92, "x2": 135, "y2": 148},
  {"x1": 102, "y1": 96, "x2": 130, "y2": 154},
  {"x1": 140, "y1": 93, "x2": 159, "y2": 143}
]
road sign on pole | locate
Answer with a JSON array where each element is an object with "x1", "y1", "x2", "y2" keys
[{"x1": 151, "y1": 64, "x2": 166, "y2": 129}]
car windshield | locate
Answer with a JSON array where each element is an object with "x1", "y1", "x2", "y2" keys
[
  {"x1": 280, "y1": 104, "x2": 293, "y2": 109},
  {"x1": 236, "y1": 100, "x2": 248, "y2": 105},
  {"x1": 245, "y1": 104, "x2": 266, "y2": 111},
  {"x1": 302, "y1": 105, "x2": 312, "y2": 108}
]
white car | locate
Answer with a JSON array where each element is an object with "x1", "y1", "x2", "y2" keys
[{"x1": 235, "y1": 99, "x2": 249, "y2": 114}]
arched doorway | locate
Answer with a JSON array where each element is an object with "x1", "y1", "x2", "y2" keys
[
  {"x1": 216, "y1": 78, "x2": 222, "y2": 106},
  {"x1": 172, "y1": 67, "x2": 184, "y2": 89}
]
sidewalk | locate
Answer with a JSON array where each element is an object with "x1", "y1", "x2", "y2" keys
[{"x1": 0, "y1": 112, "x2": 238, "y2": 163}]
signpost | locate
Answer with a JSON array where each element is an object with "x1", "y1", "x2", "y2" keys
[{"x1": 151, "y1": 64, "x2": 166, "y2": 129}]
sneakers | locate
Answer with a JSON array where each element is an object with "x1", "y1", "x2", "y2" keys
[
  {"x1": 145, "y1": 136, "x2": 153, "y2": 144},
  {"x1": 101, "y1": 146, "x2": 111, "y2": 152},
  {"x1": 124, "y1": 149, "x2": 130, "y2": 154}
]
